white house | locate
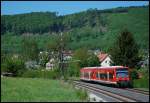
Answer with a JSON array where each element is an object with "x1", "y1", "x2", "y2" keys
[
  {"x1": 97, "y1": 52, "x2": 111, "y2": 67},
  {"x1": 46, "y1": 58, "x2": 55, "y2": 70}
]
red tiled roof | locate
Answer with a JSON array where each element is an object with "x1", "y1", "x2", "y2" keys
[{"x1": 97, "y1": 52, "x2": 108, "y2": 62}]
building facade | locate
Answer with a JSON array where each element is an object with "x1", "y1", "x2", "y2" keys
[{"x1": 97, "y1": 52, "x2": 111, "y2": 67}]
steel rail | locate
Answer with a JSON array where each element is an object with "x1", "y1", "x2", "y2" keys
[
  {"x1": 124, "y1": 88, "x2": 149, "y2": 95},
  {"x1": 73, "y1": 81, "x2": 139, "y2": 102}
]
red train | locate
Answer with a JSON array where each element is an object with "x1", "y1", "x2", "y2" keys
[{"x1": 80, "y1": 66, "x2": 131, "y2": 87}]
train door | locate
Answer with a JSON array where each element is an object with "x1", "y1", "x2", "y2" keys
[
  {"x1": 90, "y1": 71, "x2": 94, "y2": 80},
  {"x1": 83, "y1": 70, "x2": 91, "y2": 81},
  {"x1": 88, "y1": 71, "x2": 91, "y2": 80}
]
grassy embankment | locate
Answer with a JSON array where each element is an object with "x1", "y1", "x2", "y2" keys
[
  {"x1": 133, "y1": 68, "x2": 149, "y2": 90},
  {"x1": 1, "y1": 77, "x2": 87, "y2": 102}
]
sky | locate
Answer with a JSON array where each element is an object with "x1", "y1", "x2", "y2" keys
[{"x1": 1, "y1": 1, "x2": 149, "y2": 16}]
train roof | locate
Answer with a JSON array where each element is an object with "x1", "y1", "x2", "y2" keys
[{"x1": 81, "y1": 66, "x2": 128, "y2": 69}]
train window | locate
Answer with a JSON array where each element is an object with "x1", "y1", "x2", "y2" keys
[
  {"x1": 96, "y1": 73, "x2": 99, "y2": 78},
  {"x1": 84, "y1": 72, "x2": 90, "y2": 78},
  {"x1": 109, "y1": 73, "x2": 113, "y2": 79},
  {"x1": 116, "y1": 69, "x2": 128, "y2": 78},
  {"x1": 100, "y1": 73, "x2": 107, "y2": 79},
  {"x1": 116, "y1": 72, "x2": 128, "y2": 78}
]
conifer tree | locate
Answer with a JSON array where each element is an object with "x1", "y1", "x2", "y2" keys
[{"x1": 110, "y1": 29, "x2": 141, "y2": 68}]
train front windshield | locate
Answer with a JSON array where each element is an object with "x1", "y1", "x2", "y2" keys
[{"x1": 116, "y1": 68, "x2": 128, "y2": 78}]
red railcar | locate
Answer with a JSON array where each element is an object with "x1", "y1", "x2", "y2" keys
[{"x1": 80, "y1": 66, "x2": 131, "y2": 87}]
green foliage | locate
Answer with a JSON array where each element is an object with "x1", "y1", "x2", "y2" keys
[
  {"x1": 109, "y1": 29, "x2": 141, "y2": 68},
  {"x1": 22, "y1": 36, "x2": 39, "y2": 61},
  {"x1": 2, "y1": 55, "x2": 25, "y2": 76},
  {"x1": 1, "y1": 12, "x2": 58, "y2": 34},
  {"x1": 38, "y1": 51, "x2": 49, "y2": 67},
  {"x1": 132, "y1": 68, "x2": 149, "y2": 88},
  {"x1": 76, "y1": 89, "x2": 88, "y2": 101},
  {"x1": 21, "y1": 69, "x2": 61, "y2": 79},
  {"x1": 67, "y1": 48, "x2": 100, "y2": 77},
  {"x1": 73, "y1": 48, "x2": 100, "y2": 67},
  {"x1": 87, "y1": 54, "x2": 100, "y2": 67},
  {"x1": 106, "y1": 6, "x2": 149, "y2": 50},
  {"x1": 130, "y1": 70, "x2": 139, "y2": 80},
  {"x1": 1, "y1": 6, "x2": 149, "y2": 54},
  {"x1": 73, "y1": 48, "x2": 89, "y2": 67},
  {"x1": 67, "y1": 62, "x2": 81, "y2": 77},
  {"x1": 133, "y1": 76, "x2": 149, "y2": 88}
]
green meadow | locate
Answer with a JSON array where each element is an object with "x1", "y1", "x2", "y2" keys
[{"x1": 1, "y1": 77, "x2": 87, "y2": 102}]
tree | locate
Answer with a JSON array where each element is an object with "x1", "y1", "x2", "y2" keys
[
  {"x1": 109, "y1": 29, "x2": 141, "y2": 68},
  {"x1": 68, "y1": 48, "x2": 100, "y2": 77},
  {"x1": 87, "y1": 53, "x2": 100, "y2": 67},
  {"x1": 67, "y1": 61, "x2": 80, "y2": 77},
  {"x1": 73, "y1": 48, "x2": 89, "y2": 67},
  {"x1": 45, "y1": 32, "x2": 70, "y2": 77},
  {"x1": 22, "y1": 36, "x2": 39, "y2": 61}
]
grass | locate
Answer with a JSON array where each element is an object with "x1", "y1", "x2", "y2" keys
[
  {"x1": 1, "y1": 77, "x2": 87, "y2": 102},
  {"x1": 133, "y1": 68, "x2": 149, "y2": 89},
  {"x1": 133, "y1": 77, "x2": 149, "y2": 89}
]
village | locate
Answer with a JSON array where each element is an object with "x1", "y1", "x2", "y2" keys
[
  {"x1": 45, "y1": 50, "x2": 111, "y2": 70},
  {"x1": 1, "y1": 1, "x2": 149, "y2": 102}
]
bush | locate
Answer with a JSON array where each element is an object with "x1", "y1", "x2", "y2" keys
[
  {"x1": 76, "y1": 89, "x2": 88, "y2": 101},
  {"x1": 2, "y1": 55, "x2": 25, "y2": 76},
  {"x1": 132, "y1": 68, "x2": 149, "y2": 88},
  {"x1": 67, "y1": 62, "x2": 80, "y2": 77},
  {"x1": 1, "y1": 63, "x2": 8, "y2": 73},
  {"x1": 130, "y1": 70, "x2": 139, "y2": 80}
]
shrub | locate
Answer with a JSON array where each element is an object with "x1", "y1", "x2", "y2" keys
[
  {"x1": 1, "y1": 63, "x2": 8, "y2": 73},
  {"x1": 2, "y1": 55, "x2": 25, "y2": 76},
  {"x1": 76, "y1": 89, "x2": 88, "y2": 101},
  {"x1": 67, "y1": 62, "x2": 80, "y2": 77},
  {"x1": 130, "y1": 70, "x2": 139, "y2": 80}
]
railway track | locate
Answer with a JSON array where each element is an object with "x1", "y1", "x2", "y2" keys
[
  {"x1": 73, "y1": 80, "x2": 139, "y2": 102},
  {"x1": 124, "y1": 88, "x2": 149, "y2": 95}
]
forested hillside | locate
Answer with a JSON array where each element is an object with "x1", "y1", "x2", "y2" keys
[{"x1": 1, "y1": 5, "x2": 149, "y2": 54}]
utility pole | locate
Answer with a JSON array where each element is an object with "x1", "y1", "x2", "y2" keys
[{"x1": 59, "y1": 32, "x2": 64, "y2": 78}]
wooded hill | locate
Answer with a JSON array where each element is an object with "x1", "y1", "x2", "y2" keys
[{"x1": 1, "y1": 5, "x2": 149, "y2": 53}]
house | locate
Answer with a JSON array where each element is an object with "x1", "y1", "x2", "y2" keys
[
  {"x1": 46, "y1": 58, "x2": 55, "y2": 70},
  {"x1": 138, "y1": 58, "x2": 149, "y2": 68},
  {"x1": 45, "y1": 50, "x2": 73, "y2": 70},
  {"x1": 62, "y1": 50, "x2": 73, "y2": 61},
  {"x1": 97, "y1": 52, "x2": 111, "y2": 67}
]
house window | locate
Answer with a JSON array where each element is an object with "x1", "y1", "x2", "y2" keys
[{"x1": 105, "y1": 61, "x2": 107, "y2": 63}]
